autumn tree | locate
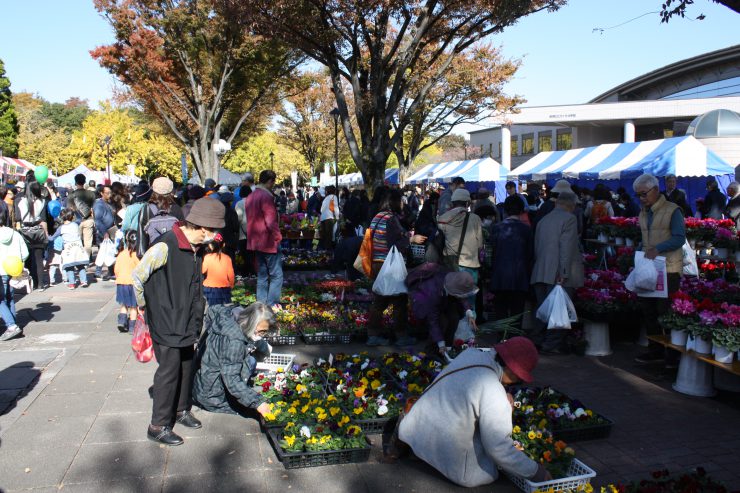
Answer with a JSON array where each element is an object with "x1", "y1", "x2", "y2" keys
[
  {"x1": 276, "y1": 71, "x2": 354, "y2": 178},
  {"x1": 242, "y1": 0, "x2": 563, "y2": 190},
  {"x1": 392, "y1": 44, "x2": 521, "y2": 183},
  {"x1": 222, "y1": 131, "x2": 309, "y2": 183},
  {"x1": 0, "y1": 58, "x2": 19, "y2": 157},
  {"x1": 64, "y1": 103, "x2": 181, "y2": 179},
  {"x1": 13, "y1": 92, "x2": 69, "y2": 170},
  {"x1": 660, "y1": 0, "x2": 740, "y2": 21},
  {"x1": 91, "y1": 0, "x2": 302, "y2": 181}
]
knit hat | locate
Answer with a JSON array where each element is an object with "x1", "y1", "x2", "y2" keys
[
  {"x1": 218, "y1": 185, "x2": 230, "y2": 194},
  {"x1": 493, "y1": 336, "x2": 538, "y2": 383},
  {"x1": 188, "y1": 185, "x2": 206, "y2": 201},
  {"x1": 152, "y1": 177, "x2": 174, "y2": 195},
  {"x1": 186, "y1": 198, "x2": 225, "y2": 229},
  {"x1": 451, "y1": 188, "x2": 471, "y2": 203},
  {"x1": 204, "y1": 178, "x2": 217, "y2": 190},
  {"x1": 551, "y1": 180, "x2": 573, "y2": 195},
  {"x1": 444, "y1": 271, "x2": 479, "y2": 299}
]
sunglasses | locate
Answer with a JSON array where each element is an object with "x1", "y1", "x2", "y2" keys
[{"x1": 636, "y1": 186, "x2": 657, "y2": 198}]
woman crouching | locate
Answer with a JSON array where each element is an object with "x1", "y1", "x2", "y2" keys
[{"x1": 192, "y1": 302, "x2": 274, "y2": 418}]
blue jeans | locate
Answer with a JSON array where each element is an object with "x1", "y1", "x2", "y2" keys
[
  {"x1": 66, "y1": 267, "x2": 89, "y2": 285},
  {"x1": 0, "y1": 276, "x2": 16, "y2": 327},
  {"x1": 256, "y1": 251, "x2": 283, "y2": 306}
]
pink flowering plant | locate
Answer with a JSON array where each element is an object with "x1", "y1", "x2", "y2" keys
[
  {"x1": 574, "y1": 269, "x2": 638, "y2": 320},
  {"x1": 712, "y1": 227, "x2": 738, "y2": 249}
]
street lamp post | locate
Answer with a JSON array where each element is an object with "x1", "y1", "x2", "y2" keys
[
  {"x1": 330, "y1": 108, "x2": 340, "y2": 192},
  {"x1": 269, "y1": 151, "x2": 274, "y2": 170},
  {"x1": 102, "y1": 136, "x2": 112, "y2": 182}
]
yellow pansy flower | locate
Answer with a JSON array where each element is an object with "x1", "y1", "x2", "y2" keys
[
  {"x1": 284, "y1": 434, "x2": 296, "y2": 447},
  {"x1": 264, "y1": 413, "x2": 276, "y2": 421},
  {"x1": 512, "y1": 426, "x2": 521, "y2": 434},
  {"x1": 338, "y1": 415, "x2": 350, "y2": 427},
  {"x1": 353, "y1": 407, "x2": 363, "y2": 415},
  {"x1": 326, "y1": 395, "x2": 337, "y2": 402},
  {"x1": 301, "y1": 404, "x2": 310, "y2": 414},
  {"x1": 527, "y1": 431, "x2": 536, "y2": 440},
  {"x1": 330, "y1": 407, "x2": 341, "y2": 417},
  {"x1": 370, "y1": 380, "x2": 381, "y2": 390}
]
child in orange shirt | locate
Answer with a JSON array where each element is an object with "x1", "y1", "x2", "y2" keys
[
  {"x1": 114, "y1": 230, "x2": 141, "y2": 332},
  {"x1": 202, "y1": 234, "x2": 235, "y2": 306}
]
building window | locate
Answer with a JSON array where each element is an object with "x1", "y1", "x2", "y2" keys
[
  {"x1": 498, "y1": 142, "x2": 501, "y2": 157},
  {"x1": 521, "y1": 134, "x2": 534, "y2": 155},
  {"x1": 538, "y1": 133, "x2": 552, "y2": 152},
  {"x1": 480, "y1": 144, "x2": 484, "y2": 155},
  {"x1": 556, "y1": 130, "x2": 572, "y2": 151},
  {"x1": 488, "y1": 143, "x2": 493, "y2": 157},
  {"x1": 511, "y1": 136, "x2": 519, "y2": 157}
]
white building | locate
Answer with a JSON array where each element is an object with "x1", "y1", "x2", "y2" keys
[{"x1": 469, "y1": 44, "x2": 740, "y2": 172}]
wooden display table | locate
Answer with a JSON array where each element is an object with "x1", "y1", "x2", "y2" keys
[{"x1": 648, "y1": 335, "x2": 740, "y2": 376}]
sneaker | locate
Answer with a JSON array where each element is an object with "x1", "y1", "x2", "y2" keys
[
  {"x1": 0, "y1": 325, "x2": 22, "y2": 341},
  {"x1": 394, "y1": 336, "x2": 417, "y2": 347},
  {"x1": 366, "y1": 336, "x2": 390, "y2": 346},
  {"x1": 117, "y1": 313, "x2": 128, "y2": 332},
  {"x1": 80, "y1": 282, "x2": 89, "y2": 288},
  {"x1": 67, "y1": 284, "x2": 76, "y2": 290}
]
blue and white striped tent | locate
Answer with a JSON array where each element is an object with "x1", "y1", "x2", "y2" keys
[
  {"x1": 406, "y1": 157, "x2": 507, "y2": 184},
  {"x1": 335, "y1": 167, "x2": 400, "y2": 187},
  {"x1": 510, "y1": 136, "x2": 734, "y2": 182}
]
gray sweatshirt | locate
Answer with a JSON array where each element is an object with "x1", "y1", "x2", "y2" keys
[{"x1": 399, "y1": 348, "x2": 538, "y2": 487}]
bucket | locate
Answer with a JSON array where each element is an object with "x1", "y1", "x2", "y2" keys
[
  {"x1": 714, "y1": 345, "x2": 734, "y2": 364},
  {"x1": 670, "y1": 329, "x2": 688, "y2": 347},
  {"x1": 584, "y1": 320, "x2": 611, "y2": 356},
  {"x1": 672, "y1": 355, "x2": 716, "y2": 397}
]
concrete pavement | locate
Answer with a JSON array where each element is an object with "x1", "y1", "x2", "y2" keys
[{"x1": 1, "y1": 277, "x2": 739, "y2": 492}]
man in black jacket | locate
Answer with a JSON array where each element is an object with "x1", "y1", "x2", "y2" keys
[
  {"x1": 725, "y1": 181, "x2": 740, "y2": 228},
  {"x1": 663, "y1": 174, "x2": 693, "y2": 218},
  {"x1": 132, "y1": 198, "x2": 225, "y2": 446}
]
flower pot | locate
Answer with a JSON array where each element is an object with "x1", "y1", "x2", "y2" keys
[
  {"x1": 713, "y1": 345, "x2": 734, "y2": 364},
  {"x1": 614, "y1": 237, "x2": 625, "y2": 246},
  {"x1": 584, "y1": 320, "x2": 611, "y2": 356},
  {"x1": 625, "y1": 238, "x2": 635, "y2": 247},
  {"x1": 714, "y1": 247, "x2": 729, "y2": 259},
  {"x1": 597, "y1": 233, "x2": 608, "y2": 243},
  {"x1": 637, "y1": 326, "x2": 649, "y2": 347},
  {"x1": 688, "y1": 334, "x2": 712, "y2": 354},
  {"x1": 672, "y1": 354, "x2": 716, "y2": 397},
  {"x1": 670, "y1": 329, "x2": 688, "y2": 347}
]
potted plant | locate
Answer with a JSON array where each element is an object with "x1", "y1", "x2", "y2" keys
[{"x1": 712, "y1": 227, "x2": 736, "y2": 259}]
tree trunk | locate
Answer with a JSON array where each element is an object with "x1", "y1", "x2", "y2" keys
[{"x1": 362, "y1": 159, "x2": 386, "y2": 194}]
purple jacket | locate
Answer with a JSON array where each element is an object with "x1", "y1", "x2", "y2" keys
[{"x1": 406, "y1": 263, "x2": 468, "y2": 344}]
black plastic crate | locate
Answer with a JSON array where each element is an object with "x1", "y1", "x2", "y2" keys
[
  {"x1": 553, "y1": 416, "x2": 614, "y2": 442},
  {"x1": 334, "y1": 334, "x2": 352, "y2": 344},
  {"x1": 301, "y1": 332, "x2": 337, "y2": 344},
  {"x1": 267, "y1": 428, "x2": 370, "y2": 469},
  {"x1": 267, "y1": 334, "x2": 298, "y2": 346},
  {"x1": 350, "y1": 416, "x2": 394, "y2": 435}
]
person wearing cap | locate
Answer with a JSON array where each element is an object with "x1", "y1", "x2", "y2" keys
[
  {"x1": 245, "y1": 170, "x2": 283, "y2": 307},
  {"x1": 437, "y1": 188, "x2": 483, "y2": 293},
  {"x1": 68, "y1": 173, "x2": 97, "y2": 257},
  {"x1": 530, "y1": 191, "x2": 584, "y2": 354},
  {"x1": 132, "y1": 197, "x2": 226, "y2": 446},
  {"x1": 121, "y1": 181, "x2": 152, "y2": 235},
  {"x1": 396, "y1": 337, "x2": 551, "y2": 486},
  {"x1": 436, "y1": 176, "x2": 465, "y2": 219},
  {"x1": 203, "y1": 178, "x2": 217, "y2": 194},
  {"x1": 138, "y1": 177, "x2": 186, "y2": 252},
  {"x1": 406, "y1": 265, "x2": 479, "y2": 353},
  {"x1": 488, "y1": 195, "x2": 533, "y2": 330}
]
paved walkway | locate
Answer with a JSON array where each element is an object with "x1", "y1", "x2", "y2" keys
[{"x1": 1, "y1": 279, "x2": 739, "y2": 492}]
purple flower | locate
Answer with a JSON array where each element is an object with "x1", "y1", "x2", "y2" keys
[
  {"x1": 673, "y1": 299, "x2": 696, "y2": 316},
  {"x1": 699, "y1": 310, "x2": 719, "y2": 326}
]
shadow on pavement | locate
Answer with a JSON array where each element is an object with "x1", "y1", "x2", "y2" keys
[
  {"x1": 0, "y1": 361, "x2": 41, "y2": 419},
  {"x1": 15, "y1": 302, "x2": 61, "y2": 325}
]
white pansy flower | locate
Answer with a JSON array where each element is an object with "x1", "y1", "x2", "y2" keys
[{"x1": 300, "y1": 426, "x2": 311, "y2": 438}]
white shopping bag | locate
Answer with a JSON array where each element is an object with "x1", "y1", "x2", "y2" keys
[
  {"x1": 372, "y1": 246, "x2": 408, "y2": 296},
  {"x1": 9, "y1": 268, "x2": 32, "y2": 294},
  {"x1": 633, "y1": 252, "x2": 658, "y2": 291},
  {"x1": 682, "y1": 240, "x2": 698, "y2": 277},
  {"x1": 625, "y1": 251, "x2": 668, "y2": 298},
  {"x1": 95, "y1": 239, "x2": 117, "y2": 267},
  {"x1": 535, "y1": 285, "x2": 577, "y2": 330}
]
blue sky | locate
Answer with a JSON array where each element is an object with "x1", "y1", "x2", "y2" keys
[{"x1": 0, "y1": 0, "x2": 738, "y2": 133}]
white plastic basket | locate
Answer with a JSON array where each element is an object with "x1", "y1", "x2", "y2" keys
[
  {"x1": 256, "y1": 353, "x2": 296, "y2": 373},
  {"x1": 506, "y1": 459, "x2": 596, "y2": 493}
]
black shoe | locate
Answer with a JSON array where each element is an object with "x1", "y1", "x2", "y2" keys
[
  {"x1": 176, "y1": 410, "x2": 202, "y2": 429},
  {"x1": 635, "y1": 351, "x2": 664, "y2": 364},
  {"x1": 147, "y1": 425, "x2": 183, "y2": 446}
]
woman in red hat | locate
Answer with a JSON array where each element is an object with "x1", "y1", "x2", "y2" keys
[{"x1": 395, "y1": 337, "x2": 552, "y2": 487}]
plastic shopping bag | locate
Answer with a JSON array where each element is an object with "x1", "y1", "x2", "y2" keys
[
  {"x1": 9, "y1": 268, "x2": 32, "y2": 293},
  {"x1": 535, "y1": 285, "x2": 577, "y2": 330},
  {"x1": 682, "y1": 240, "x2": 698, "y2": 277},
  {"x1": 372, "y1": 246, "x2": 408, "y2": 296},
  {"x1": 131, "y1": 314, "x2": 154, "y2": 363},
  {"x1": 95, "y1": 239, "x2": 116, "y2": 267},
  {"x1": 625, "y1": 251, "x2": 668, "y2": 298},
  {"x1": 632, "y1": 252, "x2": 658, "y2": 291}
]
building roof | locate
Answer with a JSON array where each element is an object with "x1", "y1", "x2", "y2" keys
[{"x1": 687, "y1": 109, "x2": 740, "y2": 138}]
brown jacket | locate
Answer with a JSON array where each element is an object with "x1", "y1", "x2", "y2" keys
[{"x1": 639, "y1": 195, "x2": 683, "y2": 274}]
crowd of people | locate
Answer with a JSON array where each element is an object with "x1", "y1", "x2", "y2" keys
[{"x1": 2, "y1": 166, "x2": 740, "y2": 484}]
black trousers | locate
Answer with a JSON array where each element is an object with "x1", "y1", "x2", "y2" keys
[
  {"x1": 151, "y1": 343, "x2": 194, "y2": 427},
  {"x1": 492, "y1": 290, "x2": 527, "y2": 330},
  {"x1": 28, "y1": 248, "x2": 45, "y2": 289}
]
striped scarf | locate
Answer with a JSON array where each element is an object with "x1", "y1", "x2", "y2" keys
[{"x1": 370, "y1": 212, "x2": 393, "y2": 262}]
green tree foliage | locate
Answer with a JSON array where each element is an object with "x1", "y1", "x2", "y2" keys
[
  {"x1": 40, "y1": 98, "x2": 91, "y2": 134},
  {"x1": 660, "y1": 0, "x2": 739, "y2": 22},
  {"x1": 0, "y1": 58, "x2": 19, "y2": 157}
]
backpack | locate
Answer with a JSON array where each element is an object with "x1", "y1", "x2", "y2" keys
[
  {"x1": 590, "y1": 201, "x2": 609, "y2": 223},
  {"x1": 138, "y1": 204, "x2": 177, "y2": 254}
]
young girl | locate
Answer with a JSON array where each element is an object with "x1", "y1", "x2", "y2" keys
[
  {"x1": 58, "y1": 209, "x2": 89, "y2": 289},
  {"x1": 47, "y1": 229, "x2": 64, "y2": 286},
  {"x1": 114, "y1": 230, "x2": 141, "y2": 332},
  {"x1": 202, "y1": 234, "x2": 235, "y2": 306}
]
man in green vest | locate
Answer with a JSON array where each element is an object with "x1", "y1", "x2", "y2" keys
[{"x1": 633, "y1": 174, "x2": 685, "y2": 366}]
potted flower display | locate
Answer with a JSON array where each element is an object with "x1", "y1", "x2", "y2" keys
[{"x1": 712, "y1": 226, "x2": 737, "y2": 259}]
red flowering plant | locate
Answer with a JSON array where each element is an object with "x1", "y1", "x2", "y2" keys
[
  {"x1": 610, "y1": 217, "x2": 641, "y2": 239},
  {"x1": 680, "y1": 276, "x2": 740, "y2": 305},
  {"x1": 593, "y1": 216, "x2": 616, "y2": 236},
  {"x1": 712, "y1": 226, "x2": 738, "y2": 249},
  {"x1": 698, "y1": 260, "x2": 737, "y2": 281},
  {"x1": 622, "y1": 468, "x2": 729, "y2": 493},
  {"x1": 574, "y1": 269, "x2": 638, "y2": 321}
]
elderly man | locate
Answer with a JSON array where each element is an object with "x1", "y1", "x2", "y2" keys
[
  {"x1": 663, "y1": 174, "x2": 692, "y2": 218},
  {"x1": 530, "y1": 191, "x2": 583, "y2": 354},
  {"x1": 633, "y1": 174, "x2": 685, "y2": 365},
  {"x1": 724, "y1": 181, "x2": 740, "y2": 228},
  {"x1": 93, "y1": 185, "x2": 116, "y2": 280}
]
